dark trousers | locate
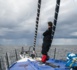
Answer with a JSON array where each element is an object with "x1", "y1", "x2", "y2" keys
[{"x1": 41, "y1": 42, "x2": 51, "y2": 55}]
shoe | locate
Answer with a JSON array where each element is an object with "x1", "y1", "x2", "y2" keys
[{"x1": 41, "y1": 55, "x2": 47, "y2": 63}]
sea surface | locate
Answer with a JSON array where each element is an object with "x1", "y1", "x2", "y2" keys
[{"x1": 0, "y1": 45, "x2": 77, "y2": 60}]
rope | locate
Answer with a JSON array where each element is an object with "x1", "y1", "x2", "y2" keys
[
  {"x1": 70, "y1": 57, "x2": 77, "y2": 67},
  {"x1": 33, "y1": 0, "x2": 41, "y2": 52},
  {"x1": 51, "y1": 0, "x2": 61, "y2": 44}
]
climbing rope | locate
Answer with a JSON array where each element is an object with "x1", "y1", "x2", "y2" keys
[
  {"x1": 33, "y1": 0, "x2": 41, "y2": 52},
  {"x1": 51, "y1": 0, "x2": 61, "y2": 44}
]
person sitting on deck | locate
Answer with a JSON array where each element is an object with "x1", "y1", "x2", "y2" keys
[{"x1": 41, "y1": 21, "x2": 53, "y2": 63}]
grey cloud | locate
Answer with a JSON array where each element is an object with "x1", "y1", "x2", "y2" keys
[
  {"x1": 0, "y1": 0, "x2": 77, "y2": 45},
  {"x1": 54, "y1": 17, "x2": 77, "y2": 38}
]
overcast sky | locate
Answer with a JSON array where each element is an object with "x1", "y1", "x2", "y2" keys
[{"x1": 0, "y1": 0, "x2": 77, "y2": 46}]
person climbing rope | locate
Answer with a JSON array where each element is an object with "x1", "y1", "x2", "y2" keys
[{"x1": 41, "y1": 21, "x2": 53, "y2": 63}]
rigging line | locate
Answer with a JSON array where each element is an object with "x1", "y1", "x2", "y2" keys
[
  {"x1": 51, "y1": 0, "x2": 61, "y2": 44},
  {"x1": 33, "y1": 0, "x2": 41, "y2": 52}
]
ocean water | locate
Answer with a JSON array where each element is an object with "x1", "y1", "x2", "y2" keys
[{"x1": 0, "y1": 45, "x2": 77, "y2": 60}]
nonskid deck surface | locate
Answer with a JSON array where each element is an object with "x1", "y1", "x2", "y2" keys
[{"x1": 9, "y1": 57, "x2": 70, "y2": 70}]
